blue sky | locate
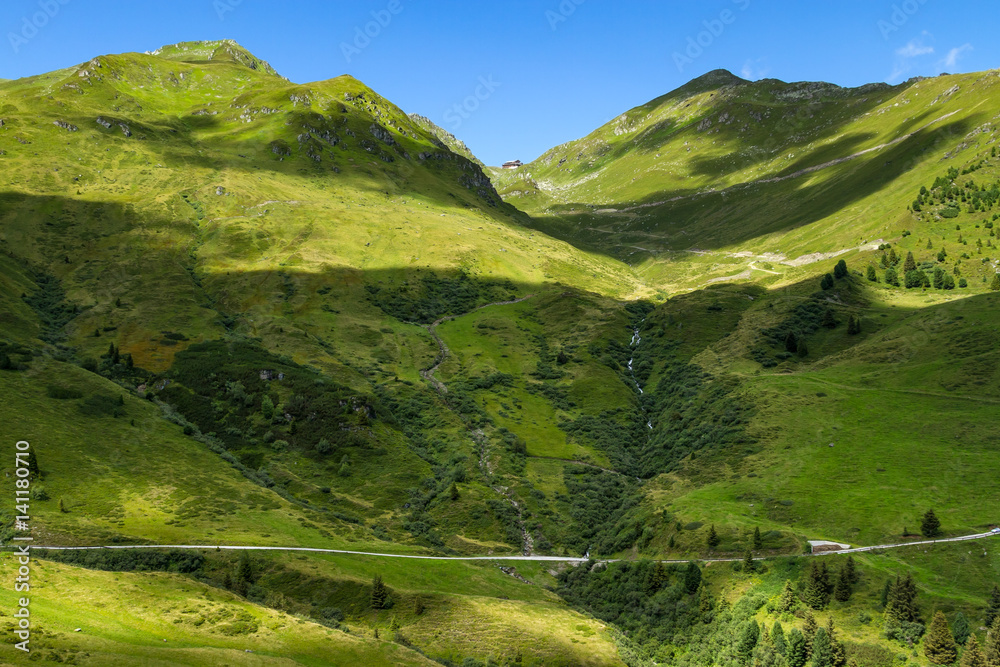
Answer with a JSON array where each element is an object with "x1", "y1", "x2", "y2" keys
[{"x1": 1, "y1": 0, "x2": 994, "y2": 165}]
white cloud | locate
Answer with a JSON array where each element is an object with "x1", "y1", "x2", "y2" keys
[
  {"x1": 938, "y1": 43, "x2": 973, "y2": 70},
  {"x1": 740, "y1": 58, "x2": 770, "y2": 81},
  {"x1": 896, "y1": 39, "x2": 934, "y2": 58},
  {"x1": 887, "y1": 32, "x2": 935, "y2": 83}
]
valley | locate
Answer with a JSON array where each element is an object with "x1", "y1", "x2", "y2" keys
[{"x1": 1, "y1": 39, "x2": 999, "y2": 667}]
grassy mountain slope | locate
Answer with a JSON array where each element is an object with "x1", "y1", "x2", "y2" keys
[{"x1": 3, "y1": 44, "x2": 1000, "y2": 666}]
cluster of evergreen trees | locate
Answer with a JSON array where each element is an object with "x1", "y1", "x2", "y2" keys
[{"x1": 800, "y1": 557, "x2": 857, "y2": 609}]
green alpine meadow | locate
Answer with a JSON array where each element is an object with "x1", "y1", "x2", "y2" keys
[{"x1": 1, "y1": 30, "x2": 999, "y2": 667}]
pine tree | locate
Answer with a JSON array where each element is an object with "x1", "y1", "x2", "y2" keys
[
  {"x1": 449, "y1": 482, "x2": 460, "y2": 501},
  {"x1": 885, "y1": 267, "x2": 900, "y2": 286},
  {"x1": 880, "y1": 578, "x2": 892, "y2": 609},
  {"x1": 826, "y1": 618, "x2": 847, "y2": 667},
  {"x1": 886, "y1": 574, "x2": 920, "y2": 624},
  {"x1": 779, "y1": 580, "x2": 798, "y2": 612},
  {"x1": 961, "y1": 634, "x2": 988, "y2": 667},
  {"x1": 706, "y1": 525, "x2": 721, "y2": 551},
  {"x1": 822, "y1": 308, "x2": 837, "y2": 329},
  {"x1": 698, "y1": 581, "x2": 714, "y2": 614},
  {"x1": 925, "y1": 610, "x2": 958, "y2": 665},
  {"x1": 820, "y1": 273, "x2": 835, "y2": 290},
  {"x1": 803, "y1": 562, "x2": 828, "y2": 609},
  {"x1": 834, "y1": 260, "x2": 848, "y2": 280},
  {"x1": 933, "y1": 267, "x2": 945, "y2": 289},
  {"x1": 985, "y1": 616, "x2": 1000, "y2": 667},
  {"x1": 810, "y1": 627, "x2": 832, "y2": 667},
  {"x1": 261, "y1": 395, "x2": 275, "y2": 420},
  {"x1": 986, "y1": 585, "x2": 1000, "y2": 628},
  {"x1": 787, "y1": 629, "x2": 808, "y2": 667},
  {"x1": 867, "y1": 265, "x2": 878, "y2": 282},
  {"x1": 773, "y1": 622, "x2": 787, "y2": 656},
  {"x1": 922, "y1": 509, "x2": 942, "y2": 537},
  {"x1": 889, "y1": 248, "x2": 899, "y2": 265},
  {"x1": 785, "y1": 331, "x2": 799, "y2": 353},
  {"x1": 844, "y1": 556, "x2": 858, "y2": 583},
  {"x1": 954, "y1": 611, "x2": 971, "y2": 645},
  {"x1": 58, "y1": 497, "x2": 67, "y2": 513},
  {"x1": 684, "y1": 561, "x2": 702, "y2": 594},
  {"x1": 804, "y1": 611, "x2": 818, "y2": 656},
  {"x1": 27, "y1": 450, "x2": 40, "y2": 479},
  {"x1": 797, "y1": 339, "x2": 810, "y2": 358},
  {"x1": 371, "y1": 574, "x2": 390, "y2": 610},
  {"x1": 753, "y1": 526, "x2": 763, "y2": 550},
  {"x1": 739, "y1": 620, "x2": 760, "y2": 663},
  {"x1": 904, "y1": 251, "x2": 918, "y2": 273},
  {"x1": 834, "y1": 565, "x2": 852, "y2": 602},
  {"x1": 991, "y1": 273, "x2": 1000, "y2": 291},
  {"x1": 847, "y1": 314, "x2": 861, "y2": 335},
  {"x1": 743, "y1": 547, "x2": 755, "y2": 574}
]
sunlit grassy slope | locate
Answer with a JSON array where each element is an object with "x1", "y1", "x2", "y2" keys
[{"x1": 3, "y1": 42, "x2": 1000, "y2": 667}]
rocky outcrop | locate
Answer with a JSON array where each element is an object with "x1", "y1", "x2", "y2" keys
[{"x1": 53, "y1": 120, "x2": 78, "y2": 132}]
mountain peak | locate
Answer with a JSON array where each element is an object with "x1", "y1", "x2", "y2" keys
[
  {"x1": 682, "y1": 68, "x2": 748, "y2": 91},
  {"x1": 148, "y1": 39, "x2": 282, "y2": 77}
]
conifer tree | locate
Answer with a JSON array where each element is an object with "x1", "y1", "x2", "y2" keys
[
  {"x1": 985, "y1": 585, "x2": 1000, "y2": 628},
  {"x1": 449, "y1": 482, "x2": 460, "y2": 501},
  {"x1": 743, "y1": 547, "x2": 755, "y2": 574},
  {"x1": 925, "y1": 610, "x2": 958, "y2": 665},
  {"x1": 804, "y1": 611, "x2": 818, "y2": 657},
  {"x1": 904, "y1": 251, "x2": 918, "y2": 273},
  {"x1": 834, "y1": 260, "x2": 848, "y2": 280},
  {"x1": 785, "y1": 332, "x2": 799, "y2": 353},
  {"x1": 779, "y1": 580, "x2": 798, "y2": 612},
  {"x1": 834, "y1": 565, "x2": 853, "y2": 602},
  {"x1": 787, "y1": 628, "x2": 808, "y2": 667},
  {"x1": 985, "y1": 616, "x2": 1000, "y2": 667},
  {"x1": 961, "y1": 634, "x2": 988, "y2": 667},
  {"x1": 739, "y1": 619, "x2": 760, "y2": 663},
  {"x1": 954, "y1": 611, "x2": 971, "y2": 645},
  {"x1": 371, "y1": 574, "x2": 390, "y2": 609},
  {"x1": 922, "y1": 509, "x2": 942, "y2": 538},
  {"x1": 820, "y1": 273, "x2": 835, "y2": 290},
  {"x1": 885, "y1": 267, "x2": 900, "y2": 286},
  {"x1": 698, "y1": 581, "x2": 714, "y2": 615},
  {"x1": 991, "y1": 273, "x2": 1000, "y2": 291},
  {"x1": 810, "y1": 627, "x2": 832, "y2": 667},
  {"x1": 822, "y1": 308, "x2": 837, "y2": 329},
  {"x1": 867, "y1": 265, "x2": 878, "y2": 282},
  {"x1": 684, "y1": 561, "x2": 702, "y2": 594},
  {"x1": 826, "y1": 618, "x2": 847, "y2": 667},
  {"x1": 706, "y1": 525, "x2": 720, "y2": 551},
  {"x1": 797, "y1": 339, "x2": 810, "y2": 358},
  {"x1": 753, "y1": 526, "x2": 763, "y2": 550},
  {"x1": 773, "y1": 622, "x2": 787, "y2": 656},
  {"x1": 889, "y1": 248, "x2": 899, "y2": 265},
  {"x1": 844, "y1": 556, "x2": 858, "y2": 583},
  {"x1": 803, "y1": 562, "x2": 828, "y2": 609}
]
